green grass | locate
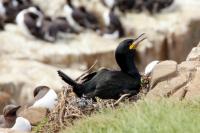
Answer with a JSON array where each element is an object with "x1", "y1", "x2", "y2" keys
[
  {"x1": 62, "y1": 99, "x2": 200, "y2": 133},
  {"x1": 32, "y1": 117, "x2": 49, "y2": 133}
]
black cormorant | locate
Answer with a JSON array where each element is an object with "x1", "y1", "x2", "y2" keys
[{"x1": 58, "y1": 33, "x2": 146, "y2": 99}]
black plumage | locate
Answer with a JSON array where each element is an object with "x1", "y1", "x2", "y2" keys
[
  {"x1": 66, "y1": 0, "x2": 100, "y2": 31},
  {"x1": 58, "y1": 33, "x2": 146, "y2": 100}
]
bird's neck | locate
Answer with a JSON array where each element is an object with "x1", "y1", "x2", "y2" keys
[
  {"x1": 5, "y1": 116, "x2": 16, "y2": 127},
  {"x1": 116, "y1": 53, "x2": 140, "y2": 78}
]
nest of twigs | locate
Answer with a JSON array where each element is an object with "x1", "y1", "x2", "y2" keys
[
  {"x1": 36, "y1": 61, "x2": 151, "y2": 133},
  {"x1": 36, "y1": 74, "x2": 150, "y2": 133}
]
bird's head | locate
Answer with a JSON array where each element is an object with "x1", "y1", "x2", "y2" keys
[
  {"x1": 116, "y1": 33, "x2": 147, "y2": 54},
  {"x1": 3, "y1": 105, "x2": 21, "y2": 119},
  {"x1": 33, "y1": 86, "x2": 50, "y2": 97}
]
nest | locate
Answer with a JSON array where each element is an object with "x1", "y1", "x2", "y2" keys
[
  {"x1": 36, "y1": 74, "x2": 150, "y2": 133},
  {"x1": 36, "y1": 62, "x2": 151, "y2": 132}
]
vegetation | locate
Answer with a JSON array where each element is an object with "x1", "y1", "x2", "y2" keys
[{"x1": 63, "y1": 99, "x2": 200, "y2": 133}]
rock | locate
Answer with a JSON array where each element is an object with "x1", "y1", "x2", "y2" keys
[
  {"x1": 150, "y1": 60, "x2": 177, "y2": 88},
  {"x1": 186, "y1": 47, "x2": 200, "y2": 61},
  {"x1": 147, "y1": 45, "x2": 200, "y2": 100},
  {"x1": 0, "y1": 128, "x2": 28, "y2": 133},
  {"x1": 0, "y1": 59, "x2": 82, "y2": 104},
  {"x1": 147, "y1": 72, "x2": 188, "y2": 99},
  {"x1": 0, "y1": 92, "x2": 13, "y2": 114},
  {"x1": 185, "y1": 68, "x2": 200, "y2": 100},
  {"x1": 18, "y1": 108, "x2": 48, "y2": 126}
]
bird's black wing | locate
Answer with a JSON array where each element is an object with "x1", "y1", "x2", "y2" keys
[
  {"x1": 80, "y1": 71, "x2": 97, "y2": 83},
  {"x1": 72, "y1": 9, "x2": 87, "y2": 27},
  {"x1": 87, "y1": 70, "x2": 140, "y2": 99},
  {"x1": 109, "y1": 12, "x2": 124, "y2": 36}
]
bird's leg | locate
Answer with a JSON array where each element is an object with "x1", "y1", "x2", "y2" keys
[{"x1": 114, "y1": 93, "x2": 131, "y2": 106}]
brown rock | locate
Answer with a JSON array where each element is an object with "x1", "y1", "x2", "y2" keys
[
  {"x1": 185, "y1": 68, "x2": 200, "y2": 100},
  {"x1": 0, "y1": 92, "x2": 13, "y2": 114},
  {"x1": 186, "y1": 47, "x2": 200, "y2": 61},
  {"x1": 151, "y1": 60, "x2": 177, "y2": 88},
  {"x1": 18, "y1": 108, "x2": 48, "y2": 126},
  {"x1": 147, "y1": 73, "x2": 188, "y2": 99},
  {"x1": 178, "y1": 61, "x2": 200, "y2": 72}
]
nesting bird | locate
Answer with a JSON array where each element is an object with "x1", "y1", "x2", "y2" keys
[
  {"x1": 0, "y1": 0, "x2": 32, "y2": 23},
  {"x1": 101, "y1": 6, "x2": 125, "y2": 39},
  {"x1": 40, "y1": 16, "x2": 79, "y2": 42},
  {"x1": 58, "y1": 33, "x2": 146, "y2": 99},
  {"x1": 64, "y1": 0, "x2": 100, "y2": 32},
  {"x1": 31, "y1": 86, "x2": 58, "y2": 110},
  {"x1": 16, "y1": 6, "x2": 44, "y2": 39},
  {"x1": 0, "y1": 105, "x2": 20, "y2": 128},
  {"x1": 116, "y1": 0, "x2": 135, "y2": 13}
]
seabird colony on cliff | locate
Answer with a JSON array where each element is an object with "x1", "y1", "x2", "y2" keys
[{"x1": 0, "y1": 0, "x2": 174, "y2": 41}]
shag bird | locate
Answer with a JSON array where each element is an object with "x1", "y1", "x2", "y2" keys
[
  {"x1": 0, "y1": 104, "x2": 21, "y2": 128},
  {"x1": 64, "y1": 0, "x2": 100, "y2": 31},
  {"x1": 144, "y1": 60, "x2": 160, "y2": 76},
  {"x1": 102, "y1": 6, "x2": 125, "y2": 39},
  {"x1": 31, "y1": 86, "x2": 58, "y2": 110},
  {"x1": 116, "y1": 0, "x2": 135, "y2": 13},
  {"x1": 0, "y1": 0, "x2": 32, "y2": 23},
  {"x1": 139, "y1": 0, "x2": 174, "y2": 14},
  {"x1": 101, "y1": 0, "x2": 115, "y2": 8},
  {"x1": 41, "y1": 16, "x2": 78, "y2": 42},
  {"x1": 58, "y1": 33, "x2": 146, "y2": 99}
]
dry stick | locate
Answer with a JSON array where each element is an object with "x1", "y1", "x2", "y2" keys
[
  {"x1": 114, "y1": 94, "x2": 131, "y2": 106},
  {"x1": 59, "y1": 90, "x2": 66, "y2": 127},
  {"x1": 75, "y1": 60, "x2": 98, "y2": 81},
  {"x1": 65, "y1": 114, "x2": 82, "y2": 118}
]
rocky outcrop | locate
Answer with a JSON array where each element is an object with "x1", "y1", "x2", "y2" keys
[{"x1": 147, "y1": 43, "x2": 200, "y2": 100}]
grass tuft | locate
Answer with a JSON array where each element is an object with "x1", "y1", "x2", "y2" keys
[{"x1": 63, "y1": 99, "x2": 200, "y2": 133}]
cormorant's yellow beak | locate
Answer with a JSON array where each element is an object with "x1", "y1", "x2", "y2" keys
[{"x1": 129, "y1": 33, "x2": 147, "y2": 50}]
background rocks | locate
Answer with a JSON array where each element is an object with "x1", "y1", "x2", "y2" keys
[{"x1": 147, "y1": 43, "x2": 200, "y2": 100}]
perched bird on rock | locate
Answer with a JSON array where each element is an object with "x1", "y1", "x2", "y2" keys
[
  {"x1": 58, "y1": 33, "x2": 147, "y2": 99},
  {"x1": 0, "y1": 104, "x2": 21, "y2": 128},
  {"x1": 31, "y1": 86, "x2": 58, "y2": 110}
]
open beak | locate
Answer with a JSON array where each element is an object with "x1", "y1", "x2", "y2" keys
[{"x1": 134, "y1": 33, "x2": 147, "y2": 47}]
